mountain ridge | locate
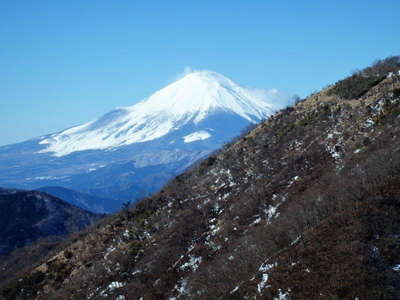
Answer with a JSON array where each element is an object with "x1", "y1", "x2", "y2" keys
[{"x1": 37, "y1": 186, "x2": 114, "y2": 214}]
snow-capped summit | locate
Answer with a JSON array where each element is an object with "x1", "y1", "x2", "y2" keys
[
  {"x1": 129, "y1": 70, "x2": 276, "y2": 122},
  {"x1": 38, "y1": 70, "x2": 279, "y2": 157}
]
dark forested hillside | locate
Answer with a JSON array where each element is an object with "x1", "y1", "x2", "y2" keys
[
  {"x1": 2, "y1": 57, "x2": 400, "y2": 300},
  {"x1": 0, "y1": 189, "x2": 103, "y2": 255}
]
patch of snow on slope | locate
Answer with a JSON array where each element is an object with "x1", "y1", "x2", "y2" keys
[
  {"x1": 392, "y1": 264, "x2": 400, "y2": 271},
  {"x1": 257, "y1": 262, "x2": 277, "y2": 293},
  {"x1": 274, "y1": 289, "x2": 290, "y2": 299},
  {"x1": 183, "y1": 131, "x2": 211, "y2": 143},
  {"x1": 99, "y1": 281, "x2": 125, "y2": 297},
  {"x1": 180, "y1": 255, "x2": 202, "y2": 272},
  {"x1": 170, "y1": 278, "x2": 189, "y2": 298}
]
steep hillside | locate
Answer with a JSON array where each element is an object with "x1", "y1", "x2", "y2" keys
[{"x1": 2, "y1": 57, "x2": 400, "y2": 300}]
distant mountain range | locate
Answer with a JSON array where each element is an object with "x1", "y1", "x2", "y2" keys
[
  {"x1": 37, "y1": 186, "x2": 113, "y2": 213},
  {"x1": 0, "y1": 188, "x2": 102, "y2": 255},
  {"x1": 0, "y1": 70, "x2": 291, "y2": 212}
]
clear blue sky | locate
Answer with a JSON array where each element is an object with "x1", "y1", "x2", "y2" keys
[{"x1": 1, "y1": 0, "x2": 399, "y2": 146}]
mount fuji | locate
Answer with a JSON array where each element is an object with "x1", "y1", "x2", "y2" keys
[{"x1": 0, "y1": 70, "x2": 291, "y2": 212}]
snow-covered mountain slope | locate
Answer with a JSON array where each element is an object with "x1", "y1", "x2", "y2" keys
[
  {"x1": 0, "y1": 70, "x2": 291, "y2": 211},
  {"x1": 38, "y1": 70, "x2": 278, "y2": 157}
]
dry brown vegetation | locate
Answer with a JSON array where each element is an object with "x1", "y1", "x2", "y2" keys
[{"x1": 327, "y1": 56, "x2": 400, "y2": 100}]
